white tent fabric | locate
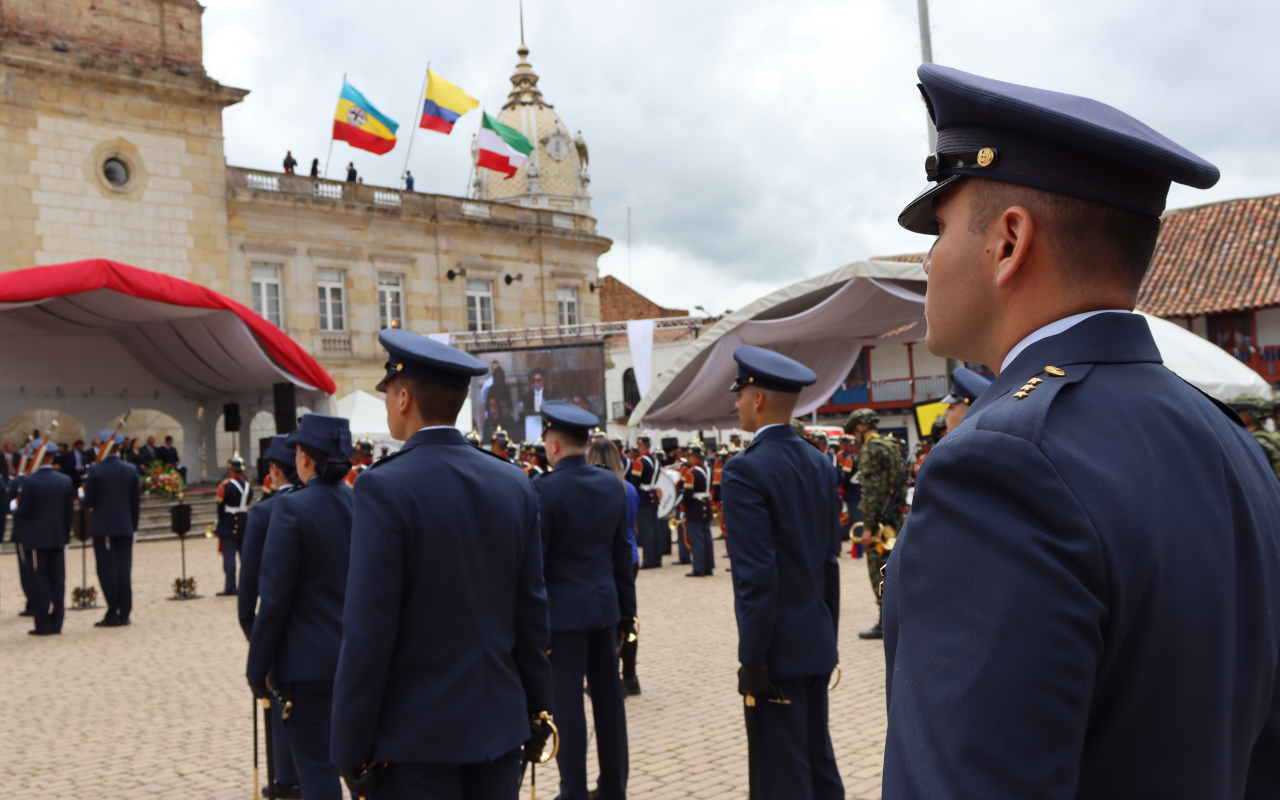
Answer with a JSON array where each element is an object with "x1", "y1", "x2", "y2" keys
[
  {"x1": 1140, "y1": 312, "x2": 1274, "y2": 400},
  {"x1": 335, "y1": 390, "x2": 400, "y2": 449},
  {"x1": 631, "y1": 261, "x2": 928, "y2": 431}
]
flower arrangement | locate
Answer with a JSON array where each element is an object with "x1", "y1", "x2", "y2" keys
[{"x1": 142, "y1": 460, "x2": 184, "y2": 499}]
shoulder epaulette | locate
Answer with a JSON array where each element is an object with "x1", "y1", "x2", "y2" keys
[
  {"x1": 367, "y1": 447, "x2": 409, "y2": 470},
  {"x1": 974, "y1": 364, "x2": 1093, "y2": 446}
]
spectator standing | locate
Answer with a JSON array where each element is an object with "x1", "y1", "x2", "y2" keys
[
  {"x1": 345, "y1": 163, "x2": 357, "y2": 182},
  {"x1": 310, "y1": 158, "x2": 320, "y2": 178},
  {"x1": 404, "y1": 170, "x2": 414, "y2": 192},
  {"x1": 283, "y1": 151, "x2": 297, "y2": 174}
]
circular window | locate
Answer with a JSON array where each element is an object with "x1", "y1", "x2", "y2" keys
[{"x1": 103, "y1": 157, "x2": 129, "y2": 187}]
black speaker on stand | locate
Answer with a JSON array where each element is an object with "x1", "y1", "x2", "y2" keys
[
  {"x1": 223, "y1": 403, "x2": 242, "y2": 432},
  {"x1": 273, "y1": 383, "x2": 297, "y2": 434}
]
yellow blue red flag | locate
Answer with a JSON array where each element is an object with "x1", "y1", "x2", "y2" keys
[
  {"x1": 421, "y1": 70, "x2": 480, "y2": 134},
  {"x1": 333, "y1": 81, "x2": 399, "y2": 155}
]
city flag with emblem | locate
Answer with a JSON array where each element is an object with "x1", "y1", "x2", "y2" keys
[
  {"x1": 477, "y1": 112, "x2": 532, "y2": 178},
  {"x1": 420, "y1": 70, "x2": 480, "y2": 134},
  {"x1": 332, "y1": 80, "x2": 399, "y2": 155}
]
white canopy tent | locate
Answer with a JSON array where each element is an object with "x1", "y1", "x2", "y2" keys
[
  {"x1": 335, "y1": 390, "x2": 474, "y2": 451},
  {"x1": 629, "y1": 260, "x2": 929, "y2": 431},
  {"x1": 629, "y1": 262, "x2": 1273, "y2": 432}
]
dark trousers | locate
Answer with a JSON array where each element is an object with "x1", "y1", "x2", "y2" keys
[
  {"x1": 550, "y1": 626, "x2": 628, "y2": 800},
  {"x1": 31, "y1": 547, "x2": 66, "y2": 634},
  {"x1": 688, "y1": 517, "x2": 713, "y2": 575},
  {"x1": 16, "y1": 541, "x2": 35, "y2": 613},
  {"x1": 636, "y1": 506, "x2": 662, "y2": 568},
  {"x1": 619, "y1": 564, "x2": 639, "y2": 682},
  {"x1": 93, "y1": 536, "x2": 133, "y2": 623},
  {"x1": 677, "y1": 519, "x2": 691, "y2": 564},
  {"x1": 374, "y1": 747, "x2": 523, "y2": 800},
  {"x1": 283, "y1": 680, "x2": 341, "y2": 800},
  {"x1": 272, "y1": 691, "x2": 300, "y2": 786},
  {"x1": 220, "y1": 535, "x2": 242, "y2": 593},
  {"x1": 746, "y1": 673, "x2": 843, "y2": 800},
  {"x1": 866, "y1": 547, "x2": 891, "y2": 625}
]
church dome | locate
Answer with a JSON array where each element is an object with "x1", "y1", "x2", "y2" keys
[{"x1": 475, "y1": 42, "x2": 592, "y2": 213}]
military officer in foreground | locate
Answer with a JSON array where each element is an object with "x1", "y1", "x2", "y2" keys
[
  {"x1": 723, "y1": 345, "x2": 842, "y2": 800},
  {"x1": 238, "y1": 435, "x2": 302, "y2": 800},
  {"x1": 882, "y1": 64, "x2": 1280, "y2": 798},
  {"x1": 535, "y1": 401, "x2": 635, "y2": 800},
  {"x1": 332, "y1": 330, "x2": 554, "y2": 800},
  {"x1": 81, "y1": 430, "x2": 141, "y2": 628},
  {"x1": 215, "y1": 455, "x2": 253, "y2": 595},
  {"x1": 1228, "y1": 394, "x2": 1280, "y2": 480},
  {"x1": 12, "y1": 449, "x2": 75, "y2": 635},
  {"x1": 247, "y1": 415, "x2": 354, "y2": 800}
]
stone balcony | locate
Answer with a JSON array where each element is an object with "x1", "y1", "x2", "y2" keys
[{"x1": 226, "y1": 166, "x2": 598, "y2": 234}]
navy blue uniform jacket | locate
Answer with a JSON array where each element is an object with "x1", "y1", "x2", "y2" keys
[
  {"x1": 723, "y1": 424, "x2": 841, "y2": 679},
  {"x1": 82, "y1": 456, "x2": 141, "y2": 538},
  {"x1": 331, "y1": 427, "x2": 553, "y2": 768},
  {"x1": 14, "y1": 467, "x2": 74, "y2": 550},
  {"x1": 246, "y1": 479, "x2": 352, "y2": 685},
  {"x1": 882, "y1": 313, "x2": 1280, "y2": 799},
  {"x1": 238, "y1": 485, "x2": 293, "y2": 638},
  {"x1": 534, "y1": 455, "x2": 636, "y2": 631}
]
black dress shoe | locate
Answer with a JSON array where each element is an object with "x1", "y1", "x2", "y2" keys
[
  {"x1": 28, "y1": 630, "x2": 58, "y2": 636},
  {"x1": 685, "y1": 571, "x2": 706, "y2": 577},
  {"x1": 677, "y1": 559, "x2": 691, "y2": 565},
  {"x1": 638, "y1": 564, "x2": 660, "y2": 570},
  {"x1": 18, "y1": 610, "x2": 33, "y2": 617},
  {"x1": 216, "y1": 590, "x2": 238, "y2": 596},
  {"x1": 622, "y1": 677, "x2": 641, "y2": 696},
  {"x1": 858, "y1": 623, "x2": 883, "y2": 640},
  {"x1": 94, "y1": 619, "x2": 120, "y2": 628},
  {"x1": 589, "y1": 791, "x2": 607, "y2": 800}
]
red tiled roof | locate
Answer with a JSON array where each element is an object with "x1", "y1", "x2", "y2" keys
[
  {"x1": 1138, "y1": 193, "x2": 1280, "y2": 318},
  {"x1": 599, "y1": 275, "x2": 688, "y2": 322}
]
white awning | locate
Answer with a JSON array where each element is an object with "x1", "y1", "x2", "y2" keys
[{"x1": 630, "y1": 260, "x2": 928, "y2": 431}]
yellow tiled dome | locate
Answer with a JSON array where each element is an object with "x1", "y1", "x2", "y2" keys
[{"x1": 477, "y1": 42, "x2": 591, "y2": 213}]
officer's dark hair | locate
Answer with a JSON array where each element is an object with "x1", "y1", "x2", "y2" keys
[
  {"x1": 299, "y1": 443, "x2": 351, "y2": 483},
  {"x1": 390, "y1": 375, "x2": 468, "y2": 425},
  {"x1": 966, "y1": 178, "x2": 1162, "y2": 295},
  {"x1": 267, "y1": 457, "x2": 300, "y2": 486},
  {"x1": 550, "y1": 427, "x2": 589, "y2": 448}
]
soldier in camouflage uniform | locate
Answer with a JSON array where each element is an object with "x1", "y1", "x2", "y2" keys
[
  {"x1": 845, "y1": 408, "x2": 903, "y2": 639},
  {"x1": 1228, "y1": 394, "x2": 1280, "y2": 481}
]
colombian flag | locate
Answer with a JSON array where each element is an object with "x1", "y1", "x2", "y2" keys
[
  {"x1": 333, "y1": 81, "x2": 399, "y2": 155},
  {"x1": 421, "y1": 70, "x2": 480, "y2": 134}
]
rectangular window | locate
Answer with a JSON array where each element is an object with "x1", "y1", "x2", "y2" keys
[
  {"x1": 1207, "y1": 311, "x2": 1255, "y2": 351},
  {"x1": 557, "y1": 286, "x2": 579, "y2": 326},
  {"x1": 250, "y1": 263, "x2": 283, "y2": 327},
  {"x1": 377, "y1": 273, "x2": 403, "y2": 330},
  {"x1": 466, "y1": 279, "x2": 494, "y2": 332},
  {"x1": 316, "y1": 268, "x2": 345, "y2": 331}
]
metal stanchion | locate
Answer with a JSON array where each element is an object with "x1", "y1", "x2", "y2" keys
[
  {"x1": 70, "y1": 502, "x2": 99, "y2": 610},
  {"x1": 168, "y1": 494, "x2": 200, "y2": 600}
]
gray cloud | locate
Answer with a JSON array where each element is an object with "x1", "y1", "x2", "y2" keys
[{"x1": 204, "y1": 0, "x2": 1280, "y2": 315}]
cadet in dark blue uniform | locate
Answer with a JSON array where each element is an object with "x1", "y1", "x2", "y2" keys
[
  {"x1": 12, "y1": 450, "x2": 75, "y2": 635},
  {"x1": 535, "y1": 402, "x2": 635, "y2": 800},
  {"x1": 238, "y1": 435, "x2": 302, "y2": 799},
  {"x1": 5, "y1": 464, "x2": 36, "y2": 617},
  {"x1": 332, "y1": 330, "x2": 554, "y2": 800},
  {"x1": 722, "y1": 346, "x2": 842, "y2": 800},
  {"x1": 626, "y1": 436, "x2": 662, "y2": 569},
  {"x1": 215, "y1": 456, "x2": 253, "y2": 596},
  {"x1": 681, "y1": 443, "x2": 714, "y2": 577},
  {"x1": 883, "y1": 64, "x2": 1280, "y2": 798},
  {"x1": 81, "y1": 431, "x2": 141, "y2": 628},
  {"x1": 247, "y1": 416, "x2": 354, "y2": 800}
]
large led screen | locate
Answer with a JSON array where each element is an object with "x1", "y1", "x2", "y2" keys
[{"x1": 469, "y1": 343, "x2": 607, "y2": 443}]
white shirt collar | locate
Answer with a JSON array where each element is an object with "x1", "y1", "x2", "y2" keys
[
  {"x1": 416, "y1": 425, "x2": 455, "y2": 433},
  {"x1": 999, "y1": 310, "x2": 1132, "y2": 374}
]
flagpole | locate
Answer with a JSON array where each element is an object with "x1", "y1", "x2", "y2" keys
[
  {"x1": 464, "y1": 103, "x2": 483, "y2": 198},
  {"x1": 401, "y1": 61, "x2": 430, "y2": 187},
  {"x1": 324, "y1": 73, "x2": 347, "y2": 179}
]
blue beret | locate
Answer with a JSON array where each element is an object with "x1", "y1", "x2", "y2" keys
[
  {"x1": 286, "y1": 414, "x2": 352, "y2": 459},
  {"x1": 900, "y1": 64, "x2": 1220, "y2": 234},
  {"x1": 375, "y1": 329, "x2": 488, "y2": 391},
  {"x1": 541, "y1": 400, "x2": 600, "y2": 437},
  {"x1": 264, "y1": 434, "x2": 295, "y2": 465},
  {"x1": 730, "y1": 345, "x2": 818, "y2": 394},
  {"x1": 942, "y1": 367, "x2": 993, "y2": 405},
  {"x1": 97, "y1": 429, "x2": 125, "y2": 445}
]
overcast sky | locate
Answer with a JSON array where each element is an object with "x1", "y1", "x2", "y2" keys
[{"x1": 203, "y1": 0, "x2": 1280, "y2": 316}]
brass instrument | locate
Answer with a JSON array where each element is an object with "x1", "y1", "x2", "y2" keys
[{"x1": 875, "y1": 522, "x2": 897, "y2": 551}]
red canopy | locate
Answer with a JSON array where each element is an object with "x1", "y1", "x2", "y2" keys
[{"x1": 0, "y1": 259, "x2": 335, "y2": 395}]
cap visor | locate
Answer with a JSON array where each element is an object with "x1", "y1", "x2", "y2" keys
[{"x1": 897, "y1": 175, "x2": 962, "y2": 234}]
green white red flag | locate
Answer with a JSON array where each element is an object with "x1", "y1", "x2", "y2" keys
[{"x1": 477, "y1": 112, "x2": 532, "y2": 178}]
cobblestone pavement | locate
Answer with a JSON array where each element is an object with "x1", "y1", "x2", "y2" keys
[{"x1": 1, "y1": 534, "x2": 886, "y2": 799}]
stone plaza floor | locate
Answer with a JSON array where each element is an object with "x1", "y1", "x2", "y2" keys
[{"x1": 1, "y1": 534, "x2": 887, "y2": 799}]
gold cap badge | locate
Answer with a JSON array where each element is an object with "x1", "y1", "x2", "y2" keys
[
  {"x1": 976, "y1": 147, "x2": 996, "y2": 168},
  {"x1": 396, "y1": 363, "x2": 404, "y2": 371}
]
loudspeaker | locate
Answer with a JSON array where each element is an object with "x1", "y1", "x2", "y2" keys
[
  {"x1": 273, "y1": 382, "x2": 297, "y2": 434},
  {"x1": 223, "y1": 403, "x2": 241, "y2": 433},
  {"x1": 170, "y1": 503, "x2": 191, "y2": 537},
  {"x1": 257, "y1": 436, "x2": 274, "y2": 483}
]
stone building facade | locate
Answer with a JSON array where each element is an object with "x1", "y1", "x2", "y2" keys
[{"x1": 0, "y1": 0, "x2": 612, "y2": 401}]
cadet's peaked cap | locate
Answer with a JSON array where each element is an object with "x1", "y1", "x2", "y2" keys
[
  {"x1": 286, "y1": 413, "x2": 352, "y2": 459},
  {"x1": 375, "y1": 328, "x2": 488, "y2": 391},
  {"x1": 96, "y1": 429, "x2": 125, "y2": 445},
  {"x1": 730, "y1": 345, "x2": 818, "y2": 394},
  {"x1": 942, "y1": 367, "x2": 993, "y2": 405},
  {"x1": 541, "y1": 400, "x2": 599, "y2": 437},
  {"x1": 899, "y1": 64, "x2": 1220, "y2": 234},
  {"x1": 264, "y1": 434, "x2": 294, "y2": 465}
]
